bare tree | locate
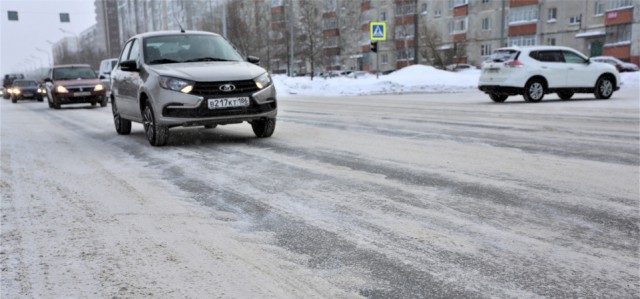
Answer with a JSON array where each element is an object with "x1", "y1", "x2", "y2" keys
[
  {"x1": 419, "y1": 21, "x2": 447, "y2": 69},
  {"x1": 298, "y1": 0, "x2": 325, "y2": 80}
]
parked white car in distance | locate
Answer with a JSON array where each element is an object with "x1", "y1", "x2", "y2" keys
[{"x1": 478, "y1": 46, "x2": 620, "y2": 103}]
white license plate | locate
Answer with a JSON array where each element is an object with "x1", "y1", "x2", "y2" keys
[
  {"x1": 23, "y1": 93, "x2": 33, "y2": 97},
  {"x1": 73, "y1": 92, "x2": 91, "y2": 97},
  {"x1": 486, "y1": 69, "x2": 499, "y2": 73},
  {"x1": 208, "y1": 97, "x2": 250, "y2": 109}
]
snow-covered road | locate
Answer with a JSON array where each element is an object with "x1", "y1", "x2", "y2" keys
[{"x1": 1, "y1": 88, "x2": 639, "y2": 298}]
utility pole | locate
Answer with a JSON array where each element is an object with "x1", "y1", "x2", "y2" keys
[
  {"x1": 413, "y1": 0, "x2": 419, "y2": 65},
  {"x1": 500, "y1": 0, "x2": 506, "y2": 47},
  {"x1": 289, "y1": 0, "x2": 295, "y2": 77},
  {"x1": 222, "y1": 1, "x2": 227, "y2": 37}
]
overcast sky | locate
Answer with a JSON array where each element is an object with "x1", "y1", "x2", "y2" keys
[{"x1": 0, "y1": 0, "x2": 96, "y2": 76}]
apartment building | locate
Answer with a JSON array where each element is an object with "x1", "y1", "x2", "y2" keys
[{"x1": 91, "y1": 0, "x2": 638, "y2": 75}]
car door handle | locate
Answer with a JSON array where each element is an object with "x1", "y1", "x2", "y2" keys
[
  {"x1": 541, "y1": 66, "x2": 548, "y2": 69},
  {"x1": 568, "y1": 68, "x2": 574, "y2": 70}
]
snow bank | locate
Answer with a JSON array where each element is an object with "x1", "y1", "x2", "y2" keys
[{"x1": 273, "y1": 65, "x2": 640, "y2": 97}]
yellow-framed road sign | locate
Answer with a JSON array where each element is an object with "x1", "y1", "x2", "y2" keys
[{"x1": 370, "y1": 22, "x2": 386, "y2": 41}]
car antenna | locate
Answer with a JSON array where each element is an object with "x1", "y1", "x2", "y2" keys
[{"x1": 173, "y1": 15, "x2": 185, "y2": 33}]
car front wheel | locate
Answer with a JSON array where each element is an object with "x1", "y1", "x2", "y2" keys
[
  {"x1": 251, "y1": 118, "x2": 276, "y2": 138},
  {"x1": 595, "y1": 76, "x2": 614, "y2": 99},
  {"x1": 523, "y1": 79, "x2": 545, "y2": 103},
  {"x1": 143, "y1": 102, "x2": 169, "y2": 146},
  {"x1": 112, "y1": 98, "x2": 131, "y2": 135}
]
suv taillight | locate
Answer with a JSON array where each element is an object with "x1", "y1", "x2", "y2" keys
[{"x1": 505, "y1": 60, "x2": 524, "y2": 68}]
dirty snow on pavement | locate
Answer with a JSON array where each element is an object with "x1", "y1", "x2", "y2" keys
[{"x1": 1, "y1": 68, "x2": 639, "y2": 298}]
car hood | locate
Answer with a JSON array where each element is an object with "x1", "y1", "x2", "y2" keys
[
  {"x1": 147, "y1": 61, "x2": 266, "y2": 82},
  {"x1": 15, "y1": 86, "x2": 39, "y2": 91},
  {"x1": 55, "y1": 78, "x2": 102, "y2": 86}
]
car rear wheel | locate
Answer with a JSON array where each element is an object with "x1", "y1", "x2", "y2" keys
[
  {"x1": 594, "y1": 76, "x2": 614, "y2": 99},
  {"x1": 100, "y1": 96, "x2": 108, "y2": 107},
  {"x1": 489, "y1": 94, "x2": 508, "y2": 103},
  {"x1": 112, "y1": 99, "x2": 131, "y2": 135},
  {"x1": 11, "y1": 97, "x2": 17, "y2": 103},
  {"x1": 204, "y1": 124, "x2": 217, "y2": 129},
  {"x1": 251, "y1": 118, "x2": 276, "y2": 138},
  {"x1": 143, "y1": 102, "x2": 169, "y2": 146},
  {"x1": 523, "y1": 79, "x2": 545, "y2": 103},
  {"x1": 557, "y1": 91, "x2": 574, "y2": 100}
]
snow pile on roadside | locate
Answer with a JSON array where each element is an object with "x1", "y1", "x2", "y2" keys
[
  {"x1": 273, "y1": 65, "x2": 481, "y2": 96},
  {"x1": 273, "y1": 65, "x2": 640, "y2": 97}
]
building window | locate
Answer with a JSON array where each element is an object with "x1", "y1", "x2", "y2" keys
[
  {"x1": 480, "y1": 44, "x2": 492, "y2": 56},
  {"x1": 434, "y1": 9, "x2": 442, "y2": 17},
  {"x1": 548, "y1": 8, "x2": 557, "y2": 22},
  {"x1": 271, "y1": 0, "x2": 283, "y2": 7},
  {"x1": 395, "y1": 25, "x2": 415, "y2": 39},
  {"x1": 323, "y1": 0, "x2": 337, "y2": 12},
  {"x1": 382, "y1": 53, "x2": 388, "y2": 64},
  {"x1": 453, "y1": 16, "x2": 467, "y2": 33},
  {"x1": 381, "y1": 11, "x2": 386, "y2": 21},
  {"x1": 421, "y1": 3, "x2": 427, "y2": 14},
  {"x1": 509, "y1": 5, "x2": 538, "y2": 24},
  {"x1": 569, "y1": 15, "x2": 581, "y2": 25},
  {"x1": 324, "y1": 36, "x2": 338, "y2": 48},
  {"x1": 605, "y1": 24, "x2": 632, "y2": 46},
  {"x1": 395, "y1": 2, "x2": 416, "y2": 16},
  {"x1": 482, "y1": 0, "x2": 490, "y2": 3},
  {"x1": 323, "y1": 18, "x2": 338, "y2": 29},
  {"x1": 450, "y1": 0, "x2": 469, "y2": 8},
  {"x1": 546, "y1": 38, "x2": 556, "y2": 45},
  {"x1": 509, "y1": 35, "x2": 536, "y2": 47},
  {"x1": 396, "y1": 48, "x2": 415, "y2": 61},
  {"x1": 482, "y1": 17, "x2": 492, "y2": 31},
  {"x1": 330, "y1": 55, "x2": 340, "y2": 66},
  {"x1": 594, "y1": 1, "x2": 605, "y2": 16},
  {"x1": 608, "y1": 0, "x2": 632, "y2": 10}
]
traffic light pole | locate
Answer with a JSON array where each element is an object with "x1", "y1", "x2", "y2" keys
[{"x1": 376, "y1": 48, "x2": 379, "y2": 79}]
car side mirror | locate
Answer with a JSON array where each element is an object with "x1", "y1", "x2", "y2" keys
[
  {"x1": 119, "y1": 60, "x2": 139, "y2": 72},
  {"x1": 247, "y1": 56, "x2": 260, "y2": 65},
  {"x1": 44, "y1": 78, "x2": 52, "y2": 83},
  {"x1": 99, "y1": 75, "x2": 106, "y2": 79}
]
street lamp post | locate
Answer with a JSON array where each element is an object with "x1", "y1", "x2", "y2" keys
[{"x1": 36, "y1": 47, "x2": 52, "y2": 67}]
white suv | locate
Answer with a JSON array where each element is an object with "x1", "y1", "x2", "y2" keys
[{"x1": 478, "y1": 46, "x2": 620, "y2": 103}]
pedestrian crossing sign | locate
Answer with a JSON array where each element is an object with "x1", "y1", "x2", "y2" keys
[{"x1": 370, "y1": 22, "x2": 386, "y2": 41}]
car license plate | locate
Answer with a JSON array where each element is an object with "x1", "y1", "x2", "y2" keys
[
  {"x1": 208, "y1": 97, "x2": 249, "y2": 109},
  {"x1": 23, "y1": 93, "x2": 33, "y2": 97},
  {"x1": 73, "y1": 92, "x2": 91, "y2": 97},
  {"x1": 486, "y1": 68, "x2": 499, "y2": 73}
]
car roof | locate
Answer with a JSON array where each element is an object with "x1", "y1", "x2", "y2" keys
[
  {"x1": 495, "y1": 46, "x2": 581, "y2": 53},
  {"x1": 52, "y1": 64, "x2": 92, "y2": 69},
  {"x1": 131, "y1": 30, "x2": 221, "y2": 40},
  {"x1": 13, "y1": 79, "x2": 37, "y2": 83}
]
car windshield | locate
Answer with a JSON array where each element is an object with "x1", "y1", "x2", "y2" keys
[
  {"x1": 143, "y1": 34, "x2": 244, "y2": 65},
  {"x1": 53, "y1": 67, "x2": 97, "y2": 80},
  {"x1": 488, "y1": 49, "x2": 519, "y2": 62},
  {"x1": 13, "y1": 80, "x2": 38, "y2": 87}
]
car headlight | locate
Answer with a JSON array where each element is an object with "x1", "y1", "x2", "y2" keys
[
  {"x1": 254, "y1": 72, "x2": 272, "y2": 89},
  {"x1": 56, "y1": 85, "x2": 69, "y2": 93},
  {"x1": 94, "y1": 84, "x2": 104, "y2": 91},
  {"x1": 13, "y1": 88, "x2": 21, "y2": 95},
  {"x1": 38, "y1": 88, "x2": 46, "y2": 94},
  {"x1": 159, "y1": 76, "x2": 194, "y2": 94}
]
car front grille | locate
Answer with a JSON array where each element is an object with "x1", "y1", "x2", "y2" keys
[
  {"x1": 163, "y1": 100, "x2": 276, "y2": 118},
  {"x1": 190, "y1": 80, "x2": 259, "y2": 96},
  {"x1": 66, "y1": 86, "x2": 96, "y2": 93}
]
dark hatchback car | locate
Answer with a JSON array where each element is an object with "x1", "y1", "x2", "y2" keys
[
  {"x1": 44, "y1": 64, "x2": 107, "y2": 109},
  {"x1": 111, "y1": 30, "x2": 277, "y2": 146},
  {"x1": 9, "y1": 79, "x2": 44, "y2": 103}
]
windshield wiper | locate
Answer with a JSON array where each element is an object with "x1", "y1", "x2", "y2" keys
[
  {"x1": 149, "y1": 58, "x2": 180, "y2": 65},
  {"x1": 183, "y1": 57, "x2": 232, "y2": 62}
]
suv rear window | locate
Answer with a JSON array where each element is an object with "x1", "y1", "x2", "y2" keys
[
  {"x1": 529, "y1": 51, "x2": 564, "y2": 62},
  {"x1": 488, "y1": 49, "x2": 519, "y2": 62}
]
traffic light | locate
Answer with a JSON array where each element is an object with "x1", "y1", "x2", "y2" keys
[
  {"x1": 8, "y1": 11, "x2": 18, "y2": 21},
  {"x1": 370, "y1": 41, "x2": 378, "y2": 53}
]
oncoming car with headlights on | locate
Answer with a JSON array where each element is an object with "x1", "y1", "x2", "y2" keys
[
  {"x1": 110, "y1": 30, "x2": 277, "y2": 146},
  {"x1": 44, "y1": 64, "x2": 107, "y2": 109}
]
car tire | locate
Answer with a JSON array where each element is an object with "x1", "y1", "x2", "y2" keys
[
  {"x1": 11, "y1": 97, "x2": 17, "y2": 103},
  {"x1": 204, "y1": 124, "x2": 217, "y2": 129},
  {"x1": 142, "y1": 102, "x2": 169, "y2": 146},
  {"x1": 557, "y1": 91, "x2": 574, "y2": 100},
  {"x1": 52, "y1": 95, "x2": 61, "y2": 109},
  {"x1": 100, "y1": 96, "x2": 108, "y2": 107},
  {"x1": 594, "y1": 75, "x2": 614, "y2": 100},
  {"x1": 112, "y1": 99, "x2": 131, "y2": 135},
  {"x1": 523, "y1": 79, "x2": 545, "y2": 103},
  {"x1": 91, "y1": 101, "x2": 96, "y2": 106},
  {"x1": 251, "y1": 118, "x2": 276, "y2": 138},
  {"x1": 489, "y1": 94, "x2": 508, "y2": 103}
]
